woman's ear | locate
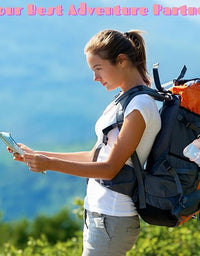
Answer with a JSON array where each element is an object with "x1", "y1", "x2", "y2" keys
[{"x1": 117, "y1": 54, "x2": 128, "y2": 66}]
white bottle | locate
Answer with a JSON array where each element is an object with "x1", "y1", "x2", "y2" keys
[{"x1": 183, "y1": 138, "x2": 200, "y2": 166}]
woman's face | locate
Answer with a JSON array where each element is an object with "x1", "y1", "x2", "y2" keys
[{"x1": 86, "y1": 52, "x2": 123, "y2": 92}]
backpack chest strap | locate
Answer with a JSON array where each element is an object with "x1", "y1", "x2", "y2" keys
[{"x1": 92, "y1": 122, "x2": 122, "y2": 162}]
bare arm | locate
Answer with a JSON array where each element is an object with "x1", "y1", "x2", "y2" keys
[
  {"x1": 13, "y1": 144, "x2": 97, "y2": 163},
  {"x1": 34, "y1": 148, "x2": 96, "y2": 162},
  {"x1": 24, "y1": 110, "x2": 145, "y2": 180}
]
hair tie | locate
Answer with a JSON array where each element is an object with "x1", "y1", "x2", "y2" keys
[
  {"x1": 124, "y1": 32, "x2": 129, "y2": 38},
  {"x1": 124, "y1": 32, "x2": 140, "y2": 48}
]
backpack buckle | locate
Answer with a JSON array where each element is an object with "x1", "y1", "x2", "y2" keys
[{"x1": 103, "y1": 134, "x2": 108, "y2": 145}]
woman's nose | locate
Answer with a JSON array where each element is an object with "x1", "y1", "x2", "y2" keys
[{"x1": 93, "y1": 72, "x2": 101, "y2": 82}]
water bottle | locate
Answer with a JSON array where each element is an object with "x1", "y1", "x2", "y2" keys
[{"x1": 183, "y1": 138, "x2": 200, "y2": 166}]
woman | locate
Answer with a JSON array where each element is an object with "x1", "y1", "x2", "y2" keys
[{"x1": 11, "y1": 29, "x2": 161, "y2": 256}]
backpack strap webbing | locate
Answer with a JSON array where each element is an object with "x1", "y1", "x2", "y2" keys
[
  {"x1": 116, "y1": 88, "x2": 149, "y2": 209},
  {"x1": 177, "y1": 114, "x2": 200, "y2": 135},
  {"x1": 163, "y1": 160, "x2": 184, "y2": 205},
  {"x1": 115, "y1": 85, "x2": 173, "y2": 106},
  {"x1": 173, "y1": 65, "x2": 200, "y2": 86},
  {"x1": 176, "y1": 65, "x2": 187, "y2": 81},
  {"x1": 153, "y1": 63, "x2": 164, "y2": 92},
  {"x1": 153, "y1": 64, "x2": 187, "y2": 90},
  {"x1": 131, "y1": 152, "x2": 146, "y2": 209},
  {"x1": 92, "y1": 123, "x2": 121, "y2": 162}
]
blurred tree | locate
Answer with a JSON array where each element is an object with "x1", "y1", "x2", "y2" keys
[{"x1": 30, "y1": 208, "x2": 81, "y2": 244}]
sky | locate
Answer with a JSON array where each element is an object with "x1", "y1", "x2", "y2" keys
[{"x1": 0, "y1": 0, "x2": 199, "y2": 78}]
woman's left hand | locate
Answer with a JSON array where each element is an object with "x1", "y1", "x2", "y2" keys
[{"x1": 24, "y1": 153, "x2": 50, "y2": 173}]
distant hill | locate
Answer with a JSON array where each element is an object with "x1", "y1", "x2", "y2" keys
[{"x1": 0, "y1": 145, "x2": 88, "y2": 221}]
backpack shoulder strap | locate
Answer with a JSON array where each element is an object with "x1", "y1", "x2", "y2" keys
[
  {"x1": 115, "y1": 84, "x2": 174, "y2": 126},
  {"x1": 92, "y1": 86, "x2": 154, "y2": 160}
]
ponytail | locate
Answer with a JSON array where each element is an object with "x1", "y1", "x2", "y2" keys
[{"x1": 124, "y1": 30, "x2": 150, "y2": 86}]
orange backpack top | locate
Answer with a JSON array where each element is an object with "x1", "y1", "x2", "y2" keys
[{"x1": 170, "y1": 82, "x2": 200, "y2": 115}]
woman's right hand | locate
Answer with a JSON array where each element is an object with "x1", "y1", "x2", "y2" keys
[{"x1": 7, "y1": 143, "x2": 34, "y2": 162}]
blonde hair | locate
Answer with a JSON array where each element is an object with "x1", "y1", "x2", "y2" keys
[{"x1": 84, "y1": 29, "x2": 150, "y2": 86}]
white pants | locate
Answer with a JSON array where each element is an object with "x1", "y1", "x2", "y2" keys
[{"x1": 82, "y1": 210, "x2": 140, "y2": 256}]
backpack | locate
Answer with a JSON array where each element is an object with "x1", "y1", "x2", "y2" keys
[{"x1": 94, "y1": 64, "x2": 200, "y2": 227}]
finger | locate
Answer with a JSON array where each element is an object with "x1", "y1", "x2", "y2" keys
[
  {"x1": 29, "y1": 167, "x2": 37, "y2": 172},
  {"x1": 29, "y1": 166, "x2": 41, "y2": 173},
  {"x1": 13, "y1": 157, "x2": 24, "y2": 162},
  {"x1": 7, "y1": 147, "x2": 13, "y2": 153},
  {"x1": 14, "y1": 152, "x2": 20, "y2": 157},
  {"x1": 24, "y1": 153, "x2": 34, "y2": 161},
  {"x1": 13, "y1": 153, "x2": 24, "y2": 162}
]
